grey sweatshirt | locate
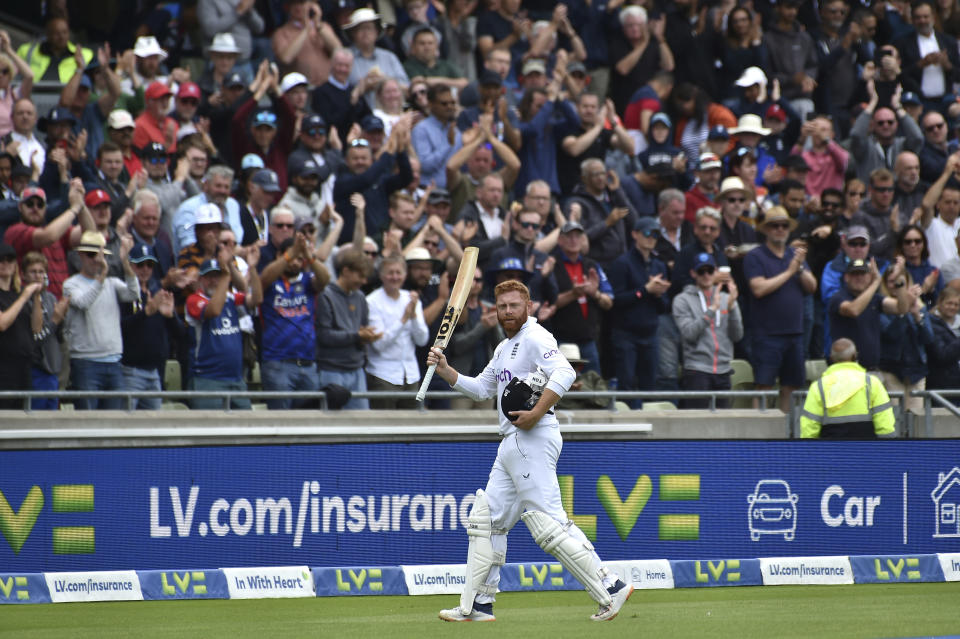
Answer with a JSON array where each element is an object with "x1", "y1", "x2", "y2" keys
[
  {"x1": 316, "y1": 282, "x2": 368, "y2": 371},
  {"x1": 63, "y1": 273, "x2": 140, "y2": 360},
  {"x1": 672, "y1": 283, "x2": 744, "y2": 375}
]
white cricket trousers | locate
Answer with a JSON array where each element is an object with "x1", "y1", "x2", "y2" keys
[{"x1": 475, "y1": 425, "x2": 606, "y2": 602}]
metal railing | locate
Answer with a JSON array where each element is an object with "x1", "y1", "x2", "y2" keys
[{"x1": 5, "y1": 389, "x2": 960, "y2": 435}]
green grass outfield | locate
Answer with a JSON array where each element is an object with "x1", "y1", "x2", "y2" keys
[{"x1": 2, "y1": 583, "x2": 959, "y2": 639}]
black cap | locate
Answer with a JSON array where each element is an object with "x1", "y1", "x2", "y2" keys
[
  {"x1": 561, "y1": 221, "x2": 585, "y2": 234},
  {"x1": 303, "y1": 113, "x2": 327, "y2": 132},
  {"x1": 361, "y1": 115, "x2": 385, "y2": 131},
  {"x1": 478, "y1": 69, "x2": 503, "y2": 87},
  {"x1": 141, "y1": 142, "x2": 168, "y2": 159},
  {"x1": 289, "y1": 156, "x2": 322, "y2": 178},
  {"x1": 39, "y1": 107, "x2": 77, "y2": 133},
  {"x1": 0, "y1": 243, "x2": 16, "y2": 260},
  {"x1": 427, "y1": 188, "x2": 452, "y2": 204},
  {"x1": 782, "y1": 155, "x2": 810, "y2": 172},
  {"x1": 846, "y1": 259, "x2": 870, "y2": 274},
  {"x1": 225, "y1": 72, "x2": 245, "y2": 88},
  {"x1": 10, "y1": 163, "x2": 32, "y2": 179},
  {"x1": 251, "y1": 169, "x2": 281, "y2": 192}
]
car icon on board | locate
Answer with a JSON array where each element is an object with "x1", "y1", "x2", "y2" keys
[{"x1": 747, "y1": 479, "x2": 799, "y2": 541}]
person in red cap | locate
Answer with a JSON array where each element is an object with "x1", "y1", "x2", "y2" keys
[
  {"x1": 67, "y1": 189, "x2": 127, "y2": 278},
  {"x1": 133, "y1": 81, "x2": 180, "y2": 153},
  {"x1": 2, "y1": 180, "x2": 94, "y2": 299},
  {"x1": 173, "y1": 82, "x2": 202, "y2": 129}
]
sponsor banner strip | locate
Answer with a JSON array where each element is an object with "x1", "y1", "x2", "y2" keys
[
  {"x1": 222, "y1": 566, "x2": 314, "y2": 599},
  {"x1": 671, "y1": 559, "x2": 763, "y2": 588},
  {"x1": 44, "y1": 570, "x2": 143, "y2": 603},
  {"x1": 937, "y1": 553, "x2": 960, "y2": 582},
  {"x1": 759, "y1": 556, "x2": 854, "y2": 585},
  {"x1": 849, "y1": 555, "x2": 944, "y2": 584},
  {"x1": 313, "y1": 566, "x2": 408, "y2": 596},
  {"x1": 0, "y1": 573, "x2": 50, "y2": 604},
  {"x1": 138, "y1": 569, "x2": 230, "y2": 600}
]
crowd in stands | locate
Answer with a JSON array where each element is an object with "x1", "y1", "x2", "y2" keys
[{"x1": 5, "y1": 0, "x2": 960, "y2": 419}]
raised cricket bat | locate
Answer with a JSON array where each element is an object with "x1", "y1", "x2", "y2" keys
[{"x1": 416, "y1": 246, "x2": 479, "y2": 402}]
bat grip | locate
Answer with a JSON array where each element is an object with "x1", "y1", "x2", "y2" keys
[{"x1": 416, "y1": 364, "x2": 437, "y2": 402}]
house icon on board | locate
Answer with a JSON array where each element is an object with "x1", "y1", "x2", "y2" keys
[{"x1": 931, "y1": 467, "x2": 960, "y2": 538}]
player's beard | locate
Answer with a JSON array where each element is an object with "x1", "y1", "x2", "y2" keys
[{"x1": 498, "y1": 312, "x2": 524, "y2": 335}]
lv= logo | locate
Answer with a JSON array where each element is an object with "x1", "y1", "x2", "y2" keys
[{"x1": 0, "y1": 485, "x2": 95, "y2": 554}]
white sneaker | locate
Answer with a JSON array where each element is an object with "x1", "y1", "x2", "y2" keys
[
  {"x1": 438, "y1": 606, "x2": 496, "y2": 622},
  {"x1": 590, "y1": 581, "x2": 634, "y2": 621}
]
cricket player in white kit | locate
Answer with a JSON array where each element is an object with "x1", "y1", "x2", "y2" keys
[{"x1": 427, "y1": 280, "x2": 633, "y2": 622}]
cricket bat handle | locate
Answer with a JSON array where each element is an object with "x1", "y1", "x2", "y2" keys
[{"x1": 416, "y1": 363, "x2": 437, "y2": 402}]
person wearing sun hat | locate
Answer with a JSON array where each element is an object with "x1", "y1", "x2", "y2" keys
[
  {"x1": 343, "y1": 8, "x2": 410, "y2": 108},
  {"x1": 743, "y1": 205, "x2": 816, "y2": 413},
  {"x1": 62, "y1": 230, "x2": 140, "y2": 410},
  {"x1": 729, "y1": 113, "x2": 779, "y2": 187}
]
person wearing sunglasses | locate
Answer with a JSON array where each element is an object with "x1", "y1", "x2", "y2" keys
[
  {"x1": 918, "y1": 110, "x2": 952, "y2": 184},
  {"x1": 849, "y1": 76, "x2": 922, "y2": 185},
  {"x1": 672, "y1": 251, "x2": 743, "y2": 409},
  {"x1": 744, "y1": 206, "x2": 816, "y2": 413},
  {"x1": 3, "y1": 183, "x2": 93, "y2": 300},
  {"x1": 231, "y1": 63, "x2": 297, "y2": 191}
]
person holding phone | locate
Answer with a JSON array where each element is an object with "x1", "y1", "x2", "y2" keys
[{"x1": 673, "y1": 252, "x2": 743, "y2": 408}]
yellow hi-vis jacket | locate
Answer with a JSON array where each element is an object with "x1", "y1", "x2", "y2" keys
[
  {"x1": 800, "y1": 362, "x2": 896, "y2": 439},
  {"x1": 17, "y1": 40, "x2": 93, "y2": 85}
]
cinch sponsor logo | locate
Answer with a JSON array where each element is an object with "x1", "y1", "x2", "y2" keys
[
  {"x1": 0, "y1": 485, "x2": 94, "y2": 555},
  {"x1": 561, "y1": 474, "x2": 701, "y2": 542},
  {"x1": 873, "y1": 558, "x2": 921, "y2": 581},
  {"x1": 0, "y1": 576, "x2": 30, "y2": 601},
  {"x1": 160, "y1": 571, "x2": 207, "y2": 596},
  {"x1": 336, "y1": 568, "x2": 382, "y2": 592},
  {"x1": 518, "y1": 564, "x2": 564, "y2": 587},
  {"x1": 496, "y1": 369, "x2": 512, "y2": 383},
  {"x1": 695, "y1": 560, "x2": 741, "y2": 583},
  {"x1": 542, "y1": 349, "x2": 559, "y2": 359}
]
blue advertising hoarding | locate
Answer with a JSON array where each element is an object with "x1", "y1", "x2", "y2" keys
[{"x1": 2, "y1": 440, "x2": 960, "y2": 572}]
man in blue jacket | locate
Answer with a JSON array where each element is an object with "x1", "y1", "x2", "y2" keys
[{"x1": 606, "y1": 217, "x2": 670, "y2": 407}]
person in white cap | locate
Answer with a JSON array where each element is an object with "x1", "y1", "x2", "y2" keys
[
  {"x1": 280, "y1": 72, "x2": 310, "y2": 115},
  {"x1": 119, "y1": 36, "x2": 170, "y2": 96},
  {"x1": 173, "y1": 165, "x2": 244, "y2": 255},
  {"x1": 198, "y1": 33, "x2": 245, "y2": 93},
  {"x1": 197, "y1": 0, "x2": 265, "y2": 74},
  {"x1": 105, "y1": 110, "x2": 142, "y2": 177},
  {"x1": 344, "y1": 8, "x2": 410, "y2": 108},
  {"x1": 272, "y1": 0, "x2": 343, "y2": 86}
]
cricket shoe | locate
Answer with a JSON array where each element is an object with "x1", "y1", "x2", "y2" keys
[
  {"x1": 438, "y1": 602, "x2": 495, "y2": 622},
  {"x1": 590, "y1": 580, "x2": 634, "y2": 621}
]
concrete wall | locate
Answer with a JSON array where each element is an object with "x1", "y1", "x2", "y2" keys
[{"x1": 2, "y1": 408, "x2": 957, "y2": 449}]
